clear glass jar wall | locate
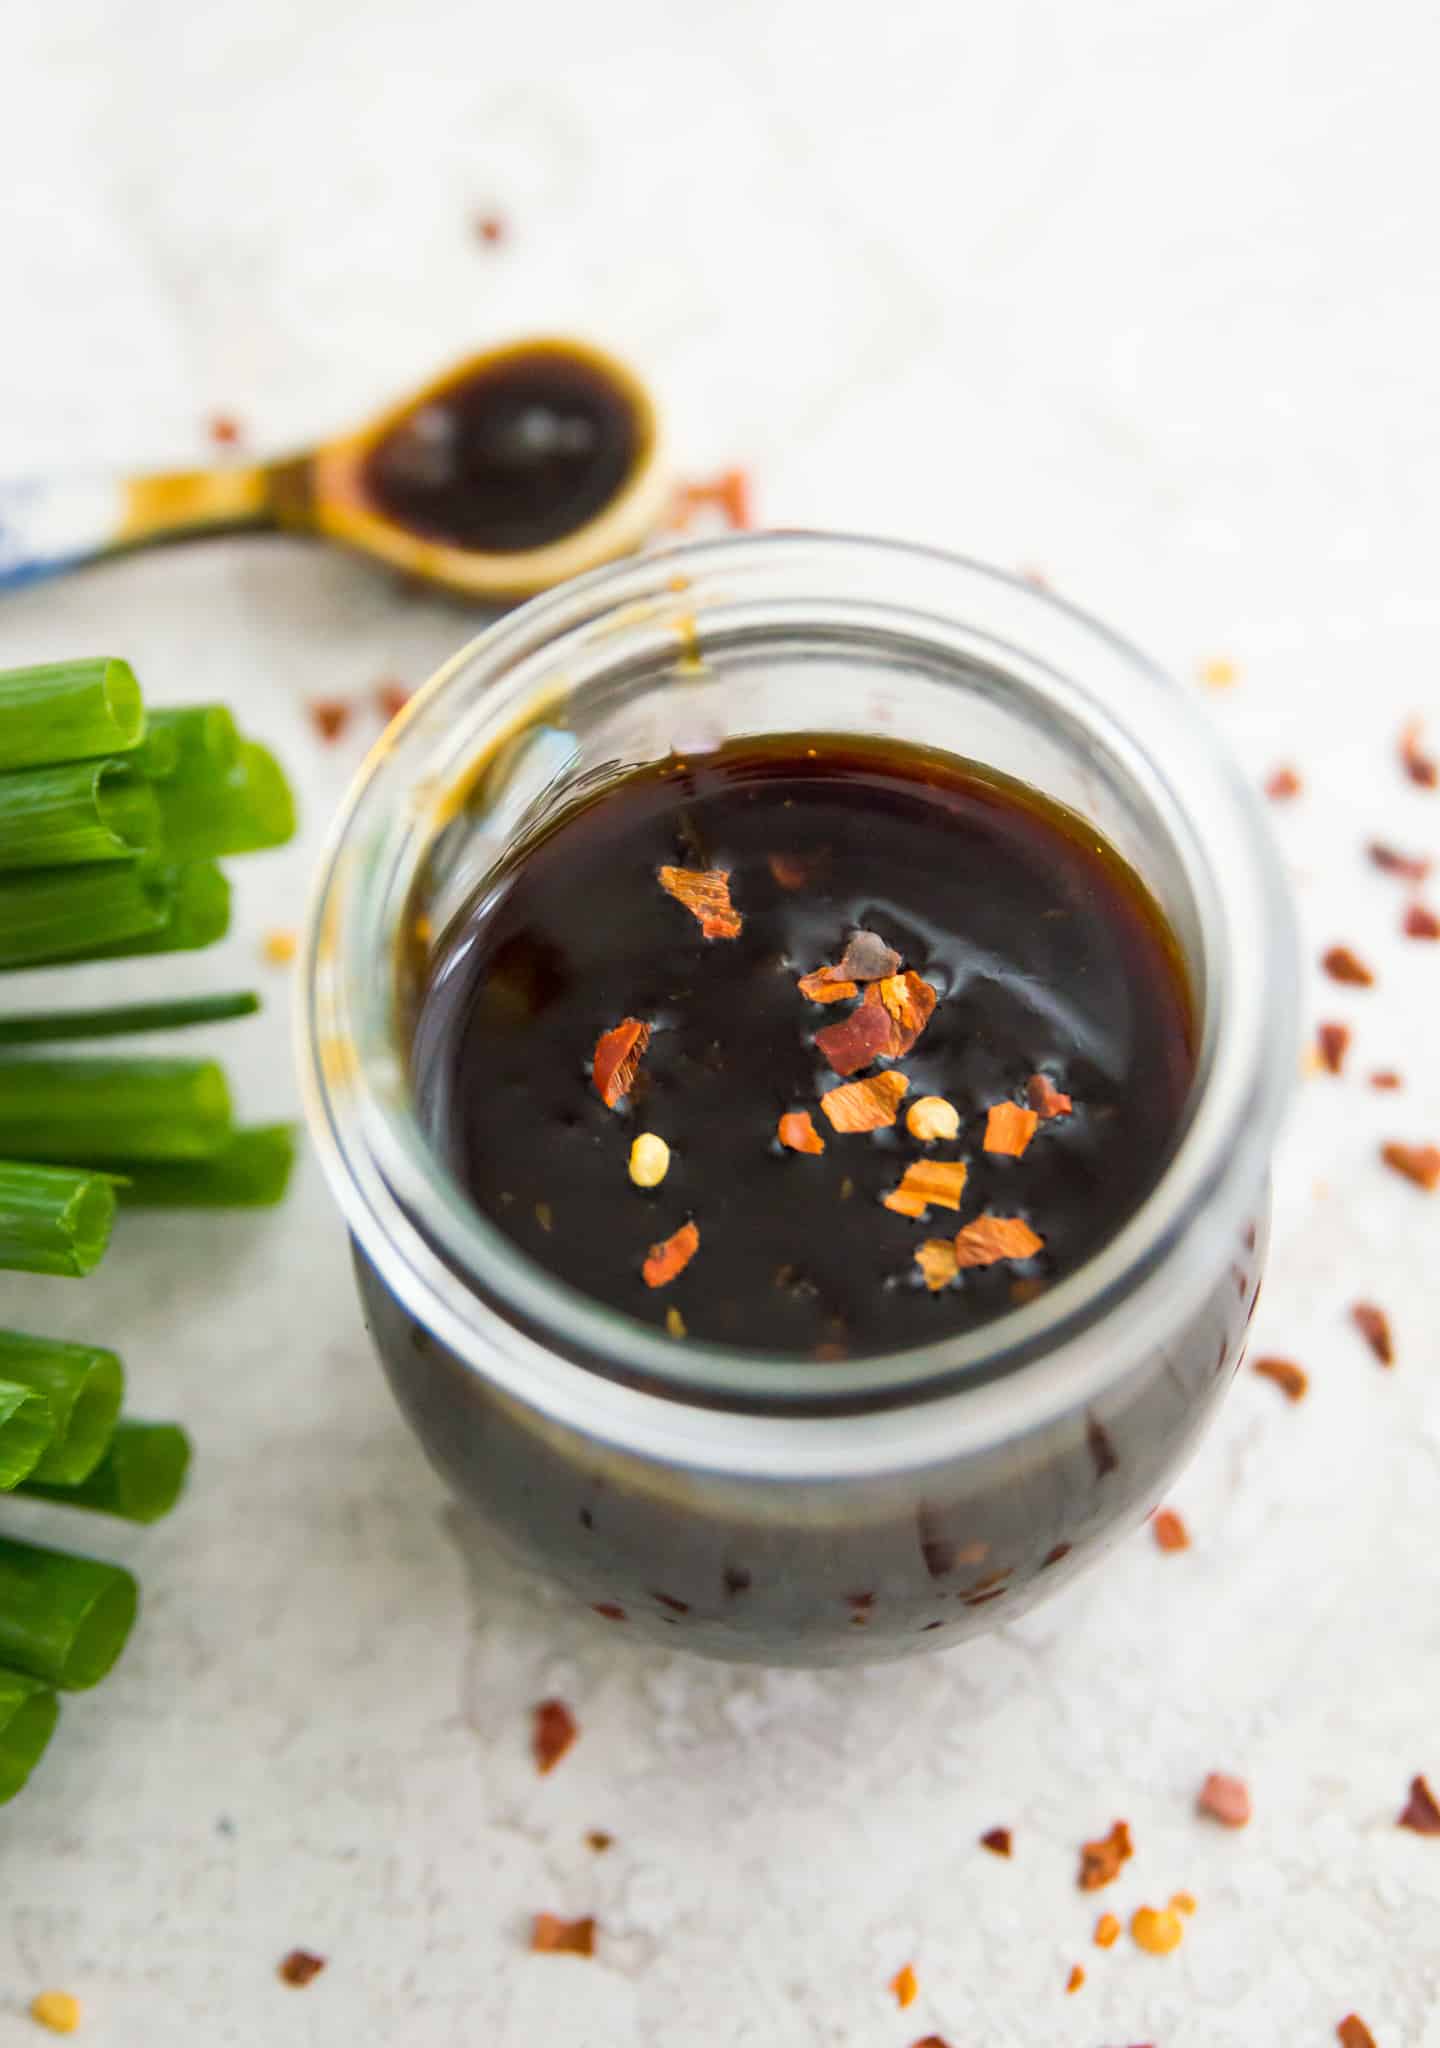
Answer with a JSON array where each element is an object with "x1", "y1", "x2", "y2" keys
[{"x1": 301, "y1": 535, "x2": 1297, "y2": 1665}]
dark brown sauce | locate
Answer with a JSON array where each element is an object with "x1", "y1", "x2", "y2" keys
[
  {"x1": 361, "y1": 348, "x2": 641, "y2": 554},
  {"x1": 409, "y1": 736, "x2": 1196, "y2": 1358}
]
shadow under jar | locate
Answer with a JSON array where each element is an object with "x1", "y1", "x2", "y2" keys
[{"x1": 300, "y1": 534, "x2": 1297, "y2": 1667}]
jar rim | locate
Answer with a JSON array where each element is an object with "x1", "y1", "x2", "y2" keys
[{"x1": 298, "y1": 531, "x2": 1297, "y2": 1447}]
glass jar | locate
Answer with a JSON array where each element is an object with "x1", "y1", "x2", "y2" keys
[{"x1": 299, "y1": 534, "x2": 1297, "y2": 1666}]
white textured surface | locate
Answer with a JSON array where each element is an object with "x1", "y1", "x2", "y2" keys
[{"x1": 1, "y1": 4, "x2": 1438, "y2": 2043}]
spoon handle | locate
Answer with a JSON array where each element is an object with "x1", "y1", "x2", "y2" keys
[{"x1": 0, "y1": 464, "x2": 280, "y2": 592}]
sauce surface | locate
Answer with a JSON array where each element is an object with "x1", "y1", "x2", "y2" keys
[
  {"x1": 363, "y1": 348, "x2": 640, "y2": 553},
  {"x1": 411, "y1": 736, "x2": 1195, "y2": 1358}
]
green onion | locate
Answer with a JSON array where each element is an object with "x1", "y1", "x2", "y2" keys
[
  {"x1": 117, "y1": 1122, "x2": 297, "y2": 1207},
  {"x1": 0, "y1": 1057, "x2": 232, "y2": 1163},
  {"x1": 0, "y1": 992, "x2": 259, "y2": 1046},
  {"x1": 84, "y1": 861, "x2": 230, "y2": 960},
  {"x1": 153, "y1": 737, "x2": 297, "y2": 860},
  {"x1": 142, "y1": 704, "x2": 240, "y2": 779},
  {"x1": 0, "y1": 1670, "x2": 59, "y2": 1804},
  {"x1": 0, "y1": 758, "x2": 159, "y2": 870},
  {"x1": 0, "y1": 860, "x2": 172, "y2": 970},
  {"x1": 0, "y1": 1332, "x2": 123, "y2": 1485},
  {"x1": 0, "y1": 1163, "x2": 116, "y2": 1276},
  {"x1": 0, "y1": 1380, "x2": 55, "y2": 1492},
  {"x1": 0, "y1": 660, "x2": 143, "y2": 771},
  {"x1": 136, "y1": 721, "x2": 179, "y2": 780},
  {"x1": 0, "y1": 1537, "x2": 137, "y2": 1689},
  {"x1": 20, "y1": 1420, "x2": 190, "y2": 1525}
]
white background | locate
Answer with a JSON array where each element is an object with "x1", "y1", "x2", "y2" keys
[{"x1": 0, "y1": 3, "x2": 1438, "y2": 2042}]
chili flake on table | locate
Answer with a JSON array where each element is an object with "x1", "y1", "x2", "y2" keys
[
  {"x1": 531, "y1": 1914, "x2": 596, "y2": 1956},
  {"x1": 1252, "y1": 1355, "x2": 1308, "y2": 1401},
  {"x1": 532, "y1": 1698, "x2": 578, "y2": 1774},
  {"x1": 1078, "y1": 1818, "x2": 1133, "y2": 1890},
  {"x1": 1351, "y1": 1301, "x2": 1394, "y2": 1364},
  {"x1": 1398, "y1": 1773, "x2": 1440, "y2": 1835},
  {"x1": 1197, "y1": 1771, "x2": 1251, "y2": 1827}
]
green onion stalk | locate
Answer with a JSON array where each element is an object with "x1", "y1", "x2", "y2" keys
[
  {"x1": 21, "y1": 1420, "x2": 190, "y2": 1525},
  {"x1": 0, "y1": 1332, "x2": 123, "y2": 1485},
  {"x1": 0, "y1": 1057, "x2": 233, "y2": 1164},
  {"x1": 0, "y1": 661, "x2": 143, "y2": 772}
]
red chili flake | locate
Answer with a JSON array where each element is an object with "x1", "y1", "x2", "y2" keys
[
  {"x1": 868, "y1": 971, "x2": 939, "y2": 1058},
  {"x1": 1371, "y1": 1070, "x2": 1403, "y2": 1090},
  {"x1": 591, "y1": 1603, "x2": 626, "y2": 1622},
  {"x1": 883, "y1": 1159, "x2": 969, "y2": 1218},
  {"x1": 1065, "y1": 1964, "x2": 1085, "y2": 1994},
  {"x1": 1403, "y1": 902, "x2": 1440, "y2": 939},
  {"x1": 657, "y1": 865, "x2": 742, "y2": 939},
  {"x1": 1338, "y1": 2017, "x2": 1379, "y2": 2048},
  {"x1": 820, "y1": 1070, "x2": 910, "y2": 1133},
  {"x1": 1197, "y1": 1772, "x2": 1252, "y2": 1828},
  {"x1": 1369, "y1": 840, "x2": 1432, "y2": 882},
  {"x1": 1322, "y1": 945, "x2": 1374, "y2": 986},
  {"x1": 308, "y1": 698, "x2": 351, "y2": 743},
  {"x1": 1027, "y1": 1072, "x2": 1073, "y2": 1119},
  {"x1": 277, "y1": 1950, "x2": 326, "y2": 1987},
  {"x1": 642, "y1": 1221, "x2": 699, "y2": 1289},
  {"x1": 815, "y1": 998, "x2": 895, "y2": 1076},
  {"x1": 1381, "y1": 1141, "x2": 1440, "y2": 1190},
  {"x1": 1401, "y1": 717, "x2": 1438, "y2": 788},
  {"x1": 1316, "y1": 1022, "x2": 1351, "y2": 1074},
  {"x1": 208, "y1": 412, "x2": 243, "y2": 447},
  {"x1": 1078, "y1": 1819, "x2": 1133, "y2": 1890},
  {"x1": 979, "y1": 1826, "x2": 1012, "y2": 1857},
  {"x1": 983, "y1": 1100, "x2": 1039, "y2": 1157},
  {"x1": 796, "y1": 969, "x2": 859, "y2": 1004},
  {"x1": 585, "y1": 1830, "x2": 614, "y2": 1852},
  {"x1": 952, "y1": 1214, "x2": 1043, "y2": 1267},
  {"x1": 1398, "y1": 1773, "x2": 1440, "y2": 1835},
  {"x1": 474, "y1": 212, "x2": 507, "y2": 245},
  {"x1": 668, "y1": 468, "x2": 753, "y2": 533},
  {"x1": 531, "y1": 1914, "x2": 596, "y2": 1956},
  {"x1": 592, "y1": 1018, "x2": 651, "y2": 1109},
  {"x1": 1152, "y1": 1508, "x2": 1189, "y2": 1552},
  {"x1": 532, "y1": 1698, "x2": 578, "y2": 1775},
  {"x1": 910, "y1": 2039, "x2": 954, "y2": 2048},
  {"x1": 375, "y1": 679, "x2": 411, "y2": 721},
  {"x1": 1264, "y1": 764, "x2": 1303, "y2": 801},
  {"x1": 778, "y1": 1110, "x2": 825, "y2": 1154},
  {"x1": 889, "y1": 1963, "x2": 918, "y2": 2009},
  {"x1": 1351, "y1": 1301, "x2": 1394, "y2": 1365},
  {"x1": 1252, "y1": 1356, "x2": 1308, "y2": 1401}
]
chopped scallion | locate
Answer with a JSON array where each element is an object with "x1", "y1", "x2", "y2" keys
[
  {"x1": 0, "y1": 1537, "x2": 137, "y2": 1689},
  {"x1": 0, "y1": 1057, "x2": 232, "y2": 1163},
  {"x1": 20, "y1": 1419, "x2": 190, "y2": 1525},
  {"x1": 0, "y1": 1163, "x2": 116, "y2": 1276},
  {"x1": 0, "y1": 1332, "x2": 123, "y2": 1485},
  {"x1": 0, "y1": 660, "x2": 143, "y2": 771}
]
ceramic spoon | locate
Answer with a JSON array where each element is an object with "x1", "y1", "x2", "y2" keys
[{"x1": 0, "y1": 337, "x2": 667, "y2": 603}]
